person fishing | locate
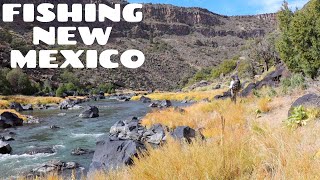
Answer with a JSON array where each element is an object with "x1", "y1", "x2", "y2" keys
[{"x1": 229, "y1": 75, "x2": 241, "y2": 104}]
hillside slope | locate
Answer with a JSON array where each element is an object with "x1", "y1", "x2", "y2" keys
[{"x1": 0, "y1": 0, "x2": 277, "y2": 90}]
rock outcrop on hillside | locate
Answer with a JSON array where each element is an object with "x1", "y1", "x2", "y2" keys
[{"x1": 0, "y1": 1, "x2": 277, "y2": 90}]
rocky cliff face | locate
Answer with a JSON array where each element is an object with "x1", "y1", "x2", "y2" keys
[{"x1": 0, "y1": 1, "x2": 277, "y2": 90}]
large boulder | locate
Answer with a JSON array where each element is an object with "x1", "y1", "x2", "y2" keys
[
  {"x1": 160, "y1": 100, "x2": 172, "y2": 108},
  {"x1": 190, "y1": 80, "x2": 210, "y2": 90},
  {"x1": 140, "y1": 96, "x2": 151, "y2": 103},
  {"x1": 22, "y1": 104, "x2": 33, "y2": 111},
  {"x1": 79, "y1": 106, "x2": 99, "y2": 118},
  {"x1": 31, "y1": 160, "x2": 79, "y2": 176},
  {"x1": 214, "y1": 90, "x2": 232, "y2": 100},
  {"x1": 146, "y1": 124, "x2": 166, "y2": 145},
  {"x1": 110, "y1": 118, "x2": 144, "y2": 141},
  {"x1": 0, "y1": 141, "x2": 12, "y2": 154},
  {"x1": 9, "y1": 102, "x2": 24, "y2": 112},
  {"x1": 0, "y1": 112, "x2": 24, "y2": 129},
  {"x1": 241, "y1": 83, "x2": 257, "y2": 97},
  {"x1": 149, "y1": 100, "x2": 172, "y2": 108},
  {"x1": 89, "y1": 137, "x2": 146, "y2": 172},
  {"x1": 59, "y1": 99, "x2": 76, "y2": 110},
  {"x1": 171, "y1": 126, "x2": 196, "y2": 143},
  {"x1": 289, "y1": 94, "x2": 320, "y2": 116}
]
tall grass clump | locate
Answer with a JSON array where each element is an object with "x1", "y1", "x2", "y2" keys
[{"x1": 281, "y1": 73, "x2": 307, "y2": 94}]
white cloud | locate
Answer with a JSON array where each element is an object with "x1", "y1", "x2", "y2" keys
[{"x1": 249, "y1": 0, "x2": 309, "y2": 14}]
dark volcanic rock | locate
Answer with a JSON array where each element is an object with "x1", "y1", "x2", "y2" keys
[
  {"x1": 160, "y1": 100, "x2": 172, "y2": 108},
  {"x1": 59, "y1": 99, "x2": 76, "y2": 110},
  {"x1": 1, "y1": 136, "x2": 14, "y2": 141},
  {"x1": 24, "y1": 147, "x2": 55, "y2": 155},
  {"x1": 140, "y1": 96, "x2": 151, "y2": 103},
  {"x1": 79, "y1": 106, "x2": 99, "y2": 118},
  {"x1": 0, "y1": 141, "x2": 12, "y2": 154},
  {"x1": 31, "y1": 160, "x2": 80, "y2": 176},
  {"x1": 71, "y1": 148, "x2": 94, "y2": 156},
  {"x1": 289, "y1": 94, "x2": 320, "y2": 116},
  {"x1": 89, "y1": 137, "x2": 146, "y2": 172},
  {"x1": 171, "y1": 126, "x2": 196, "y2": 143},
  {"x1": 50, "y1": 125, "x2": 60, "y2": 129},
  {"x1": 241, "y1": 83, "x2": 257, "y2": 97},
  {"x1": 22, "y1": 104, "x2": 33, "y2": 111},
  {"x1": 9, "y1": 102, "x2": 24, "y2": 112},
  {"x1": 0, "y1": 112, "x2": 24, "y2": 129},
  {"x1": 149, "y1": 100, "x2": 172, "y2": 108},
  {"x1": 214, "y1": 90, "x2": 232, "y2": 100}
]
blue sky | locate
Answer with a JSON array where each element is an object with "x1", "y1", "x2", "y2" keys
[{"x1": 128, "y1": 0, "x2": 309, "y2": 15}]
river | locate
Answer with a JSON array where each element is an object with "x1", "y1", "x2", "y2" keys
[{"x1": 0, "y1": 99, "x2": 180, "y2": 179}]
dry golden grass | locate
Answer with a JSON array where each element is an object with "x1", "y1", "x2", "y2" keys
[
  {"x1": 142, "y1": 100, "x2": 246, "y2": 138},
  {"x1": 15, "y1": 92, "x2": 320, "y2": 180},
  {"x1": 0, "y1": 95, "x2": 63, "y2": 107},
  {"x1": 131, "y1": 89, "x2": 226, "y2": 101},
  {"x1": 257, "y1": 97, "x2": 272, "y2": 113},
  {"x1": 0, "y1": 100, "x2": 10, "y2": 109}
]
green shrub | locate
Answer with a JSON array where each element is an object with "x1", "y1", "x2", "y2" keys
[
  {"x1": 65, "y1": 82, "x2": 77, "y2": 91},
  {"x1": 42, "y1": 80, "x2": 53, "y2": 93},
  {"x1": 0, "y1": 70, "x2": 11, "y2": 95},
  {"x1": 56, "y1": 84, "x2": 67, "y2": 97},
  {"x1": 10, "y1": 37, "x2": 31, "y2": 55},
  {"x1": 238, "y1": 60, "x2": 254, "y2": 78},
  {"x1": 6, "y1": 69, "x2": 36, "y2": 95},
  {"x1": 0, "y1": 28, "x2": 12, "y2": 43},
  {"x1": 60, "y1": 70, "x2": 79, "y2": 85},
  {"x1": 211, "y1": 59, "x2": 237, "y2": 79},
  {"x1": 286, "y1": 106, "x2": 309, "y2": 128},
  {"x1": 281, "y1": 73, "x2": 307, "y2": 94},
  {"x1": 98, "y1": 83, "x2": 116, "y2": 94}
]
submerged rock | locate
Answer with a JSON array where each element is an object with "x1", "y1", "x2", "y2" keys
[
  {"x1": 1, "y1": 136, "x2": 15, "y2": 141},
  {"x1": 50, "y1": 125, "x2": 60, "y2": 129},
  {"x1": 0, "y1": 112, "x2": 24, "y2": 129},
  {"x1": 71, "y1": 148, "x2": 94, "y2": 156},
  {"x1": 24, "y1": 147, "x2": 55, "y2": 155},
  {"x1": 0, "y1": 141, "x2": 12, "y2": 154},
  {"x1": 24, "y1": 115, "x2": 40, "y2": 124},
  {"x1": 79, "y1": 106, "x2": 99, "y2": 118}
]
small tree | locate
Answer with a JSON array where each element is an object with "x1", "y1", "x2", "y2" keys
[
  {"x1": 56, "y1": 84, "x2": 67, "y2": 97},
  {"x1": 0, "y1": 70, "x2": 11, "y2": 95},
  {"x1": 277, "y1": 0, "x2": 320, "y2": 78},
  {"x1": 6, "y1": 68, "x2": 35, "y2": 95}
]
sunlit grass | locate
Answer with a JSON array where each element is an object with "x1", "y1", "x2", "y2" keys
[
  {"x1": 0, "y1": 95, "x2": 63, "y2": 107},
  {"x1": 15, "y1": 91, "x2": 320, "y2": 180},
  {"x1": 257, "y1": 97, "x2": 272, "y2": 113}
]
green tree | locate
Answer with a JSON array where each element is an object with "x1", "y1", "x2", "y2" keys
[
  {"x1": 56, "y1": 84, "x2": 67, "y2": 97},
  {"x1": 0, "y1": 70, "x2": 11, "y2": 95},
  {"x1": 6, "y1": 69, "x2": 35, "y2": 95},
  {"x1": 277, "y1": 0, "x2": 320, "y2": 78}
]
